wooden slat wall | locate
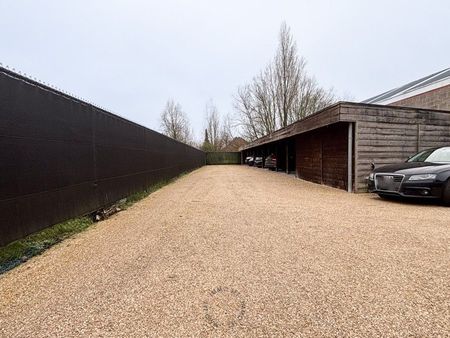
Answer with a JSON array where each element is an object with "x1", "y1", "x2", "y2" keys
[
  {"x1": 296, "y1": 123, "x2": 348, "y2": 190},
  {"x1": 242, "y1": 102, "x2": 450, "y2": 193},
  {"x1": 322, "y1": 124, "x2": 348, "y2": 190},
  {"x1": 296, "y1": 131, "x2": 322, "y2": 184},
  {"x1": 340, "y1": 105, "x2": 450, "y2": 192},
  {"x1": 420, "y1": 125, "x2": 450, "y2": 148}
]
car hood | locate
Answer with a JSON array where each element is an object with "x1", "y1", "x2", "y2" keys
[{"x1": 373, "y1": 162, "x2": 450, "y2": 175}]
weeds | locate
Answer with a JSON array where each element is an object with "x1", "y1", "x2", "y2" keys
[
  {"x1": 0, "y1": 171, "x2": 189, "y2": 275},
  {"x1": 0, "y1": 217, "x2": 92, "y2": 274}
]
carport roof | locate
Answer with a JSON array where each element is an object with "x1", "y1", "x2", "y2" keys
[
  {"x1": 240, "y1": 101, "x2": 347, "y2": 151},
  {"x1": 239, "y1": 101, "x2": 450, "y2": 151}
]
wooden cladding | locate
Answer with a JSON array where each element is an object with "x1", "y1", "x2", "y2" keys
[
  {"x1": 340, "y1": 105, "x2": 450, "y2": 192},
  {"x1": 243, "y1": 102, "x2": 450, "y2": 193},
  {"x1": 296, "y1": 123, "x2": 349, "y2": 190}
]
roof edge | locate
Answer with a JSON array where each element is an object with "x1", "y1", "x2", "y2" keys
[{"x1": 240, "y1": 101, "x2": 450, "y2": 151}]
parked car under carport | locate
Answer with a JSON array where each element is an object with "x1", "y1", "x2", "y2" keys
[
  {"x1": 254, "y1": 156, "x2": 264, "y2": 167},
  {"x1": 264, "y1": 154, "x2": 277, "y2": 171},
  {"x1": 245, "y1": 156, "x2": 254, "y2": 166}
]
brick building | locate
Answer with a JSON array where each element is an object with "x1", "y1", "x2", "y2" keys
[{"x1": 363, "y1": 68, "x2": 450, "y2": 110}]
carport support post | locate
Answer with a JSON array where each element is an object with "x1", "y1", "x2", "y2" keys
[
  {"x1": 347, "y1": 123, "x2": 353, "y2": 193},
  {"x1": 285, "y1": 143, "x2": 289, "y2": 174}
]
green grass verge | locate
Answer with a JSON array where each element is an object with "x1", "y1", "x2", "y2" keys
[
  {"x1": 0, "y1": 217, "x2": 93, "y2": 274},
  {"x1": 0, "y1": 171, "x2": 189, "y2": 275}
]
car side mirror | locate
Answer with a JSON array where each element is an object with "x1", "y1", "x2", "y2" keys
[{"x1": 370, "y1": 162, "x2": 375, "y2": 170}]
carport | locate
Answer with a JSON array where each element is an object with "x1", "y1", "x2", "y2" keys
[
  {"x1": 244, "y1": 138, "x2": 296, "y2": 174},
  {"x1": 241, "y1": 102, "x2": 450, "y2": 192}
]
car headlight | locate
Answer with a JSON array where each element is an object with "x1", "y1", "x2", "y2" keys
[
  {"x1": 408, "y1": 174, "x2": 437, "y2": 181},
  {"x1": 369, "y1": 173, "x2": 374, "y2": 180}
]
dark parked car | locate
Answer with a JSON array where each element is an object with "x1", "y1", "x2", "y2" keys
[
  {"x1": 368, "y1": 146, "x2": 450, "y2": 204},
  {"x1": 264, "y1": 154, "x2": 277, "y2": 170},
  {"x1": 245, "y1": 156, "x2": 254, "y2": 166},
  {"x1": 254, "y1": 156, "x2": 264, "y2": 168}
]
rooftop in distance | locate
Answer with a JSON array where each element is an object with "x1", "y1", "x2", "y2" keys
[{"x1": 363, "y1": 67, "x2": 450, "y2": 105}]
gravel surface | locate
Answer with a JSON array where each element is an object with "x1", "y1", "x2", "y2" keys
[{"x1": 0, "y1": 165, "x2": 449, "y2": 337}]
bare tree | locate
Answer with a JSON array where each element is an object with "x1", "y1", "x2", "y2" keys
[
  {"x1": 160, "y1": 99, "x2": 193, "y2": 144},
  {"x1": 291, "y1": 76, "x2": 336, "y2": 122},
  {"x1": 234, "y1": 85, "x2": 262, "y2": 140},
  {"x1": 201, "y1": 100, "x2": 236, "y2": 151},
  {"x1": 253, "y1": 65, "x2": 278, "y2": 134},
  {"x1": 204, "y1": 100, "x2": 222, "y2": 151},
  {"x1": 274, "y1": 22, "x2": 303, "y2": 127},
  {"x1": 233, "y1": 70, "x2": 277, "y2": 141},
  {"x1": 234, "y1": 22, "x2": 337, "y2": 141},
  {"x1": 220, "y1": 113, "x2": 234, "y2": 148}
]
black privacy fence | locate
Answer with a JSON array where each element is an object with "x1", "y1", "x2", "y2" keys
[{"x1": 0, "y1": 67, "x2": 205, "y2": 246}]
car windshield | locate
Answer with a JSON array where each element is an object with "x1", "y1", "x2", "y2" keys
[{"x1": 407, "y1": 147, "x2": 450, "y2": 163}]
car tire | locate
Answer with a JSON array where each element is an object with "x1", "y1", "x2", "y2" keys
[{"x1": 442, "y1": 179, "x2": 450, "y2": 206}]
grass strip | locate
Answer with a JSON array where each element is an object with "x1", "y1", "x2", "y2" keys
[
  {"x1": 0, "y1": 171, "x2": 189, "y2": 275},
  {"x1": 0, "y1": 217, "x2": 93, "y2": 274}
]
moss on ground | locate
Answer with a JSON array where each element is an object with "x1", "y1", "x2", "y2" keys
[
  {"x1": 0, "y1": 217, "x2": 93, "y2": 274},
  {"x1": 0, "y1": 171, "x2": 189, "y2": 275}
]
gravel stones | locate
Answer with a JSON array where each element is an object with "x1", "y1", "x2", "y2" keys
[{"x1": 0, "y1": 166, "x2": 448, "y2": 337}]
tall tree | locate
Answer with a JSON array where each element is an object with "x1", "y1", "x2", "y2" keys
[
  {"x1": 202, "y1": 100, "x2": 236, "y2": 151},
  {"x1": 234, "y1": 22, "x2": 337, "y2": 141},
  {"x1": 160, "y1": 99, "x2": 193, "y2": 144},
  {"x1": 204, "y1": 100, "x2": 222, "y2": 151},
  {"x1": 274, "y1": 22, "x2": 302, "y2": 127},
  {"x1": 234, "y1": 85, "x2": 261, "y2": 141},
  {"x1": 220, "y1": 113, "x2": 234, "y2": 148},
  {"x1": 201, "y1": 128, "x2": 213, "y2": 151}
]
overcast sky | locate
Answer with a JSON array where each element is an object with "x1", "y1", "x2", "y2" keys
[{"x1": 1, "y1": 0, "x2": 449, "y2": 140}]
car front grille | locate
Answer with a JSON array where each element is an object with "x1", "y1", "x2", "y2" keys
[{"x1": 375, "y1": 174, "x2": 404, "y2": 192}]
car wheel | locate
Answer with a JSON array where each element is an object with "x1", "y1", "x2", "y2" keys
[{"x1": 442, "y1": 179, "x2": 450, "y2": 205}]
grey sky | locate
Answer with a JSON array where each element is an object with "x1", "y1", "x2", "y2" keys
[{"x1": 1, "y1": 0, "x2": 449, "y2": 141}]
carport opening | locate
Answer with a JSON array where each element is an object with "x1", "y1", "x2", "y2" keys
[{"x1": 242, "y1": 122, "x2": 354, "y2": 191}]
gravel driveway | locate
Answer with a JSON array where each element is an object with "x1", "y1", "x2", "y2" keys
[{"x1": 0, "y1": 165, "x2": 448, "y2": 337}]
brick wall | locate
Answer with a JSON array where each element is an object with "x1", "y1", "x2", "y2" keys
[{"x1": 389, "y1": 84, "x2": 450, "y2": 111}]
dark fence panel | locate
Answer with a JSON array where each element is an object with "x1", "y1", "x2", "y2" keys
[
  {"x1": 206, "y1": 152, "x2": 241, "y2": 165},
  {"x1": 0, "y1": 68, "x2": 205, "y2": 246}
]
